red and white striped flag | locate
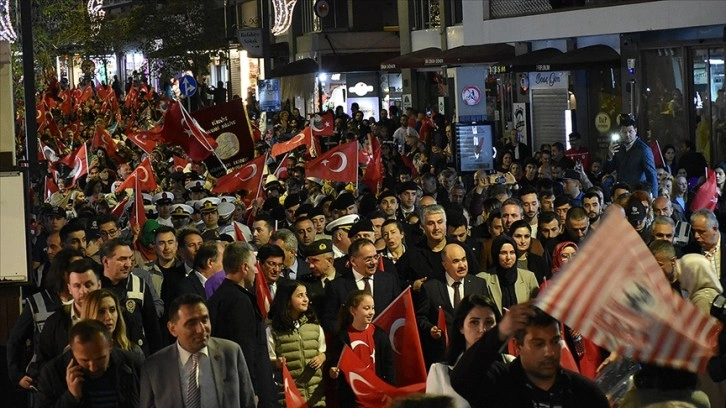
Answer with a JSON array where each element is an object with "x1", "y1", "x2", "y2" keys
[{"x1": 535, "y1": 212, "x2": 721, "y2": 373}]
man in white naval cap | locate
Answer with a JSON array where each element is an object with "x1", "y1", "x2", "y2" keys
[
  {"x1": 324, "y1": 214, "x2": 360, "y2": 259},
  {"x1": 198, "y1": 197, "x2": 222, "y2": 234},
  {"x1": 217, "y1": 201, "x2": 253, "y2": 242},
  {"x1": 153, "y1": 191, "x2": 175, "y2": 227},
  {"x1": 170, "y1": 203, "x2": 194, "y2": 230}
]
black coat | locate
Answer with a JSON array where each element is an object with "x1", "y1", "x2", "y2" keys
[
  {"x1": 321, "y1": 269, "x2": 403, "y2": 333},
  {"x1": 451, "y1": 326, "x2": 609, "y2": 408},
  {"x1": 36, "y1": 348, "x2": 141, "y2": 408},
  {"x1": 177, "y1": 271, "x2": 207, "y2": 299},
  {"x1": 207, "y1": 279, "x2": 276, "y2": 408},
  {"x1": 299, "y1": 271, "x2": 339, "y2": 319},
  {"x1": 414, "y1": 275, "x2": 490, "y2": 365},
  {"x1": 396, "y1": 236, "x2": 482, "y2": 285}
]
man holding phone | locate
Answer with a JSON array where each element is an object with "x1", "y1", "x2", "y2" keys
[
  {"x1": 604, "y1": 113, "x2": 658, "y2": 198},
  {"x1": 36, "y1": 320, "x2": 141, "y2": 407}
]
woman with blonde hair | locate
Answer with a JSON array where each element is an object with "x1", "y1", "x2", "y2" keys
[{"x1": 82, "y1": 289, "x2": 143, "y2": 356}]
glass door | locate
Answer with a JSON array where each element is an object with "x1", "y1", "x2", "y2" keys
[{"x1": 691, "y1": 47, "x2": 725, "y2": 164}]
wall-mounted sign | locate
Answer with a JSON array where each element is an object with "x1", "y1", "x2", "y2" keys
[
  {"x1": 489, "y1": 65, "x2": 508, "y2": 75},
  {"x1": 258, "y1": 79, "x2": 281, "y2": 112},
  {"x1": 595, "y1": 112, "x2": 611, "y2": 134},
  {"x1": 348, "y1": 82, "x2": 374, "y2": 97},
  {"x1": 528, "y1": 71, "x2": 569, "y2": 90},
  {"x1": 402, "y1": 94, "x2": 412, "y2": 109},
  {"x1": 461, "y1": 85, "x2": 482, "y2": 106}
]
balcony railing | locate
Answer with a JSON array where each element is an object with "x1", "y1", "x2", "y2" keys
[{"x1": 489, "y1": 0, "x2": 657, "y2": 19}]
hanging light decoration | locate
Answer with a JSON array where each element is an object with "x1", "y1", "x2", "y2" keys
[
  {"x1": 87, "y1": 0, "x2": 106, "y2": 34},
  {"x1": 0, "y1": 0, "x2": 17, "y2": 42},
  {"x1": 271, "y1": 0, "x2": 298, "y2": 36}
]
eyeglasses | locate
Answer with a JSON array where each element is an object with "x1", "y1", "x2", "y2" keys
[
  {"x1": 359, "y1": 254, "x2": 381, "y2": 264},
  {"x1": 100, "y1": 229, "x2": 119, "y2": 237}
]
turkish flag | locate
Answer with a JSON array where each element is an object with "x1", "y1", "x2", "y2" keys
[
  {"x1": 372, "y1": 287, "x2": 427, "y2": 386},
  {"x1": 76, "y1": 85, "x2": 94, "y2": 104},
  {"x1": 691, "y1": 168, "x2": 718, "y2": 212},
  {"x1": 273, "y1": 153, "x2": 289, "y2": 179},
  {"x1": 60, "y1": 90, "x2": 72, "y2": 116},
  {"x1": 111, "y1": 196, "x2": 129, "y2": 219},
  {"x1": 130, "y1": 178, "x2": 147, "y2": 233},
  {"x1": 171, "y1": 155, "x2": 190, "y2": 172},
  {"x1": 160, "y1": 101, "x2": 218, "y2": 161},
  {"x1": 337, "y1": 345, "x2": 425, "y2": 408},
  {"x1": 437, "y1": 306, "x2": 449, "y2": 349},
  {"x1": 36, "y1": 101, "x2": 46, "y2": 127},
  {"x1": 45, "y1": 177, "x2": 58, "y2": 201},
  {"x1": 255, "y1": 263, "x2": 272, "y2": 320},
  {"x1": 115, "y1": 157, "x2": 157, "y2": 192},
  {"x1": 233, "y1": 223, "x2": 247, "y2": 242},
  {"x1": 125, "y1": 127, "x2": 161, "y2": 155},
  {"x1": 212, "y1": 154, "x2": 266, "y2": 195},
  {"x1": 310, "y1": 112, "x2": 334, "y2": 137},
  {"x1": 70, "y1": 143, "x2": 89, "y2": 186},
  {"x1": 125, "y1": 87, "x2": 139, "y2": 109},
  {"x1": 304, "y1": 141, "x2": 358, "y2": 183},
  {"x1": 271, "y1": 127, "x2": 314, "y2": 157},
  {"x1": 282, "y1": 363, "x2": 309, "y2": 408},
  {"x1": 362, "y1": 136, "x2": 382, "y2": 193},
  {"x1": 91, "y1": 125, "x2": 123, "y2": 164},
  {"x1": 400, "y1": 153, "x2": 418, "y2": 178}
]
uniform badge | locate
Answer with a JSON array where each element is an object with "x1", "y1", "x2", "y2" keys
[{"x1": 126, "y1": 299, "x2": 136, "y2": 314}]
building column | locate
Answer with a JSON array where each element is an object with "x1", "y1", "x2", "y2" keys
[{"x1": 0, "y1": 41, "x2": 15, "y2": 168}]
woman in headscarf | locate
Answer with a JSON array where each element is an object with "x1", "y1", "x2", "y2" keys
[
  {"x1": 508, "y1": 220, "x2": 549, "y2": 283},
  {"x1": 476, "y1": 234, "x2": 538, "y2": 314}
]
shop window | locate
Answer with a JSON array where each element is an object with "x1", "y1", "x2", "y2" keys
[
  {"x1": 692, "y1": 47, "x2": 725, "y2": 164},
  {"x1": 642, "y1": 48, "x2": 686, "y2": 155}
]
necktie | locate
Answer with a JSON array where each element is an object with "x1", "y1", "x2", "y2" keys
[
  {"x1": 362, "y1": 277, "x2": 372, "y2": 294},
  {"x1": 323, "y1": 278, "x2": 330, "y2": 288},
  {"x1": 452, "y1": 281, "x2": 462, "y2": 309},
  {"x1": 187, "y1": 353, "x2": 201, "y2": 408}
]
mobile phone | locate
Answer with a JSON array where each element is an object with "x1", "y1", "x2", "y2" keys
[{"x1": 611, "y1": 133, "x2": 620, "y2": 143}]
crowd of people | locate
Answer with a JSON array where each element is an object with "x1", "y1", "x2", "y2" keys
[{"x1": 8, "y1": 74, "x2": 726, "y2": 407}]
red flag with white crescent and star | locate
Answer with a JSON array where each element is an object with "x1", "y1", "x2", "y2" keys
[
  {"x1": 310, "y1": 112, "x2": 334, "y2": 137},
  {"x1": 70, "y1": 143, "x2": 89, "y2": 186},
  {"x1": 304, "y1": 141, "x2": 358, "y2": 183},
  {"x1": 160, "y1": 101, "x2": 218, "y2": 161},
  {"x1": 212, "y1": 154, "x2": 266, "y2": 195},
  {"x1": 115, "y1": 157, "x2": 157, "y2": 192},
  {"x1": 125, "y1": 126, "x2": 161, "y2": 155},
  {"x1": 273, "y1": 153, "x2": 289, "y2": 179},
  {"x1": 337, "y1": 345, "x2": 425, "y2": 408},
  {"x1": 372, "y1": 287, "x2": 427, "y2": 386},
  {"x1": 91, "y1": 124, "x2": 123, "y2": 164},
  {"x1": 171, "y1": 155, "x2": 190, "y2": 172},
  {"x1": 690, "y1": 168, "x2": 718, "y2": 212},
  {"x1": 282, "y1": 363, "x2": 309, "y2": 408},
  {"x1": 255, "y1": 263, "x2": 272, "y2": 320},
  {"x1": 271, "y1": 127, "x2": 314, "y2": 157}
]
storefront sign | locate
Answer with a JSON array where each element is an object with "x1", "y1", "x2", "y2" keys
[
  {"x1": 258, "y1": 79, "x2": 281, "y2": 112},
  {"x1": 348, "y1": 82, "x2": 374, "y2": 97},
  {"x1": 424, "y1": 57, "x2": 444, "y2": 66},
  {"x1": 402, "y1": 94, "x2": 412, "y2": 109},
  {"x1": 528, "y1": 71, "x2": 569, "y2": 90},
  {"x1": 595, "y1": 112, "x2": 611, "y2": 134},
  {"x1": 489, "y1": 65, "x2": 508, "y2": 75},
  {"x1": 236, "y1": 29, "x2": 263, "y2": 58}
]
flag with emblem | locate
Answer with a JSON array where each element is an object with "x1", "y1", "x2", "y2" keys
[
  {"x1": 171, "y1": 155, "x2": 190, "y2": 172},
  {"x1": 212, "y1": 154, "x2": 266, "y2": 195},
  {"x1": 255, "y1": 263, "x2": 272, "y2": 320},
  {"x1": 70, "y1": 143, "x2": 89, "y2": 186},
  {"x1": 115, "y1": 157, "x2": 157, "y2": 192},
  {"x1": 535, "y1": 212, "x2": 721, "y2": 373},
  {"x1": 691, "y1": 168, "x2": 718, "y2": 212},
  {"x1": 310, "y1": 112, "x2": 334, "y2": 137},
  {"x1": 125, "y1": 86, "x2": 139, "y2": 109},
  {"x1": 45, "y1": 177, "x2": 58, "y2": 201},
  {"x1": 273, "y1": 153, "x2": 289, "y2": 179},
  {"x1": 337, "y1": 345, "x2": 425, "y2": 408},
  {"x1": 304, "y1": 141, "x2": 358, "y2": 183},
  {"x1": 91, "y1": 124, "x2": 123, "y2": 164},
  {"x1": 271, "y1": 127, "x2": 314, "y2": 157},
  {"x1": 125, "y1": 126, "x2": 161, "y2": 155},
  {"x1": 160, "y1": 101, "x2": 218, "y2": 161},
  {"x1": 372, "y1": 287, "x2": 427, "y2": 385},
  {"x1": 438, "y1": 306, "x2": 449, "y2": 349},
  {"x1": 282, "y1": 363, "x2": 309, "y2": 408}
]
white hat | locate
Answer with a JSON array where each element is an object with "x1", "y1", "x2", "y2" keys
[
  {"x1": 218, "y1": 202, "x2": 235, "y2": 218},
  {"x1": 306, "y1": 177, "x2": 323, "y2": 186},
  {"x1": 141, "y1": 193, "x2": 153, "y2": 205},
  {"x1": 219, "y1": 196, "x2": 237, "y2": 204},
  {"x1": 170, "y1": 204, "x2": 193, "y2": 217},
  {"x1": 324, "y1": 214, "x2": 360, "y2": 233},
  {"x1": 153, "y1": 191, "x2": 175, "y2": 205},
  {"x1": 199, "y1": 197, "x2": 221, "y2": 213},
  {"x1": 185, "y1": 180, "x2": 206, "y2": 192}
]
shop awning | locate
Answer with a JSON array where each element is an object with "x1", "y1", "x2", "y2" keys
[
  {"x1": 271, "y1": 52, "x2": 401, "y2": 77},
  {"x1": 537, "y1": 45, "x2": 620, "y2": 71},
  {"x1": 490, "y1": 47, "x2": 564, "y2": 73},
  {"x1": 437, "y1": 43, "x2": 515, "y2": 66},
  {"x1": 380, "y1": 47, "x2": 443, "y2": 70}
]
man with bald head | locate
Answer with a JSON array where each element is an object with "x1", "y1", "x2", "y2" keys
[
  {"x1": 653, "y1": 196, "x2": 686, "y2": 223},
  {"x1": 415, "y1": 242, "x2": 489, "y2": 365}
]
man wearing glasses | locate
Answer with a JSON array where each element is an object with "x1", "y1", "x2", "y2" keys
[
  {"x1": 321, "y1": 239, "x2": 403, "y2": 333},
  {"x1": 257, "y1": 244, "x2": 287, "y2": 300},
  {"x1": 604, "y1": 113, "x2": 658, "y2": 198}
]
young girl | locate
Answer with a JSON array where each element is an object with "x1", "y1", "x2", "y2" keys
[
  {"x1": 267, "y1": 281, "x2": 326, "y2": 406},
  {"x1": 328, "y1": 290, "x2": 396, "y2": 406},
  {"x1": 81, "y1": 289, "x2": 143, "y2": 357}
]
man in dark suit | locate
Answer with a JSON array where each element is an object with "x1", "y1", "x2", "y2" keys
[
  {"x1": 178, "y1": 241, "x2": 225, "y2": 299},
  {"x1": 299, "y1": 239, "x2": 339, "y2": 318},
  {"x1": 270, "y1": 228, "x2": 312, "y2": 280},
  {"x1": 257, "y1": 243, "x2": 288, "y2": 300},
  {"x1": 140, "y1": 294, "x2": 255, "y2": 407},
  {"x1": 333, "y1": 217, "x2": 398, "y2": 275},
  {"x1": 415, "y1": 242, "x2": 490, "y2": 365},
  {"x1": 321, "y1": 239, "x2": 404, "y2": 333},
  {"x1": 207, "y1": 242, "x2": 276, "y2": 408}
]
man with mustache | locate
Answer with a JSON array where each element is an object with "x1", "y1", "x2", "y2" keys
[
  {"x1": 451, "y1": 304, "x2": 609, "y2": 407},
  {"x1": 414, "y1": 242, "x2": 490, "y2": 365}
]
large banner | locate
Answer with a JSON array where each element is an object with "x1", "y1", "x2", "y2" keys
[{"x1": 191, "y1": 98, "x2": 256, "y2": 177}]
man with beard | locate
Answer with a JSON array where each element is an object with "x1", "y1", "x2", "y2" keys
[
  {"x1": 251, "y1": 214, "x2": 275, "y2": 250},
  {"x1": 451, "y1": 305, "x2": 608, "y2": 407},
  {"x1": 519, "y1": 187, "x2": 540, "y2": 238},
  {"x1": 582, "y1": 192, "x2": 603, "y2": 230}
]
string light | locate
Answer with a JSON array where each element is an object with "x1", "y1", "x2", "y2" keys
[
  {"x1": 0, "y1": 0, "x2": 17, "y2": 42},
  {"x1": 271, "y1": 0, "x2": 298, "y2": 36}
]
